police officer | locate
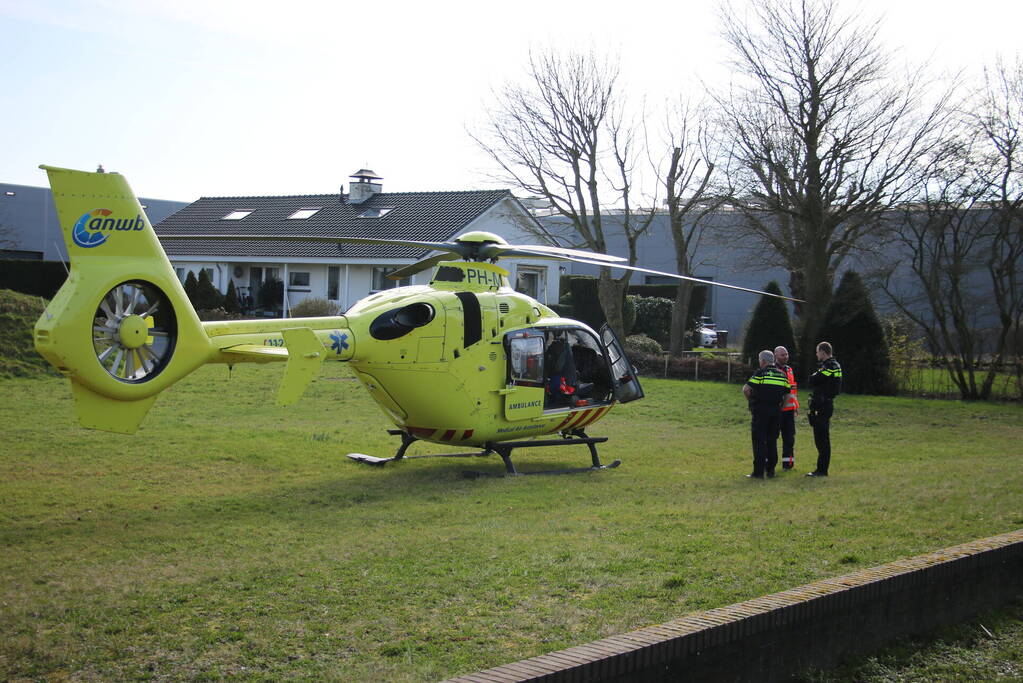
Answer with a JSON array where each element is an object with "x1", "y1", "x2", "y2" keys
[
  {"x1": 774, "y1": 346, "x2": 799, "y2": 470},
  {"x1": 806, "y1": 341, "x2": 842, "y2": 477},
  {"x1": 742, "y1": 349, "x2": 792, "y2": 479}
]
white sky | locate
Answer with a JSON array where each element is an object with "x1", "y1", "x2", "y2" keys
[{"x1": 1, "y1": 0, "x2": 1020, "y2": 201}]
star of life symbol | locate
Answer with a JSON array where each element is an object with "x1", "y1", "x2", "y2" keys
[{"x1": 329, "y1": 331, "x2": 349, "y2": 354}]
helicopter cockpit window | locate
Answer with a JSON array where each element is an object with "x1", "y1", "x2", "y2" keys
[{"x1": 508, "y1": 334, "x2": 545, "y2": 386}]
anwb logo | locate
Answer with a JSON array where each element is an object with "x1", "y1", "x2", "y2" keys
[{"x1": 72, "y1": 209, "x2": 146, "y2": 248}]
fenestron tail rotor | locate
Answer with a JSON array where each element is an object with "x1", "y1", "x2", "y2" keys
[{"x1": 92, "y1": 281, "x2": 177, "y2": 382}]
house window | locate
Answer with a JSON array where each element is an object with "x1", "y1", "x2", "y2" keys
[
  {"x1": 327, "y1": 266, "x2": 340, "y2": 300},
  {"x1": 175, "y1": 267, "x2": 185, "y2": 282},
  {"x1": 287, "y1": 208, "x2": 321, "y2": 220},
  {"x1": 289, "y1": 271, "x2": 311, "y2": 288},
  {"x1": 222, "y1": 210, "x2": 253, "y2": 220},
  {"x1": 357, "y1": 207, "x2": 394, "y2": 219},
  {"x1": 372, "y1": 267, "x2": 410, "y2": 291},
  {"x1": 515, "y1": 267, "x2": 544, "y2": 299}
]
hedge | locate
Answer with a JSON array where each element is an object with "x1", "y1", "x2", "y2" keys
[{"x1": 0, "y1": 260, "x2": 68, "y2": 298}]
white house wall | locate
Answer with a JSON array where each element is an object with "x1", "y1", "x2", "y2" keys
[{"x1": 165, "y1": 196, "x2": 558, "y2": 315}]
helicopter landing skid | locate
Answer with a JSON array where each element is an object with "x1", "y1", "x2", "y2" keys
[
  {"x1": 346, "y1": 430, "x2": 492, "y2": 466},
  {"x1": 346, "y1": 429, "x2": 618, "y2": 477}
]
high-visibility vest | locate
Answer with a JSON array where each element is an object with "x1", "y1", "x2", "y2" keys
[{"x1": 781, "y1": 365, "x2": 799, "y2": 411}]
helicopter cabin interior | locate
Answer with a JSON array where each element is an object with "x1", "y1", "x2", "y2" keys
[{"x1": 503, "y1": 325, "x2": 642, "y2": 421}]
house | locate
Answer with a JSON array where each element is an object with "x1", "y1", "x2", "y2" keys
[{"x1": 154, "y1": 170, "x2": 558, "y2": 315}]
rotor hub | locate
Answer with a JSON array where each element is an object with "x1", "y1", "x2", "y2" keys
[{"x1": 117, "y1": 315, "x2": 149, "y2": 349}]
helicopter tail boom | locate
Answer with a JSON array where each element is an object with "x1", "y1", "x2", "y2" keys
[{"x1": 34, "y1": 165, "x2": 347, "y2": 434}]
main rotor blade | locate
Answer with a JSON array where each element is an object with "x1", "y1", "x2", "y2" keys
[
  {"x1": 158, "y1": 234, "x2": 463, "y2": 253},
  {"x1": 484, "y1": 244, "x2": 628, "y2": 263},
  {"x1": 387, "y1": 253, "x2": 454, "y2": 280},
  {"x1": 563, "y1": 256, "x2": 804, "y2": 303}
]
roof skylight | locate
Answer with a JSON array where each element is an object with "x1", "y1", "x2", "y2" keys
[
  {"x1": 287, "y1": 208, "x2": 321, "y2": 220},
  {"x1": 222, "y1": 210, "x2": 253, "y2": 220},
  {"x1": 357, "y1": 207, "x2": 394, "y2": 219}
]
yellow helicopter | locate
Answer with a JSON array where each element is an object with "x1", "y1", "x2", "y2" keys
[{"x1": 33, "y1": 165, "x2": 795, "y2": 476}]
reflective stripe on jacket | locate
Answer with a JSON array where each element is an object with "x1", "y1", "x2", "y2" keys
[{"x1": 780, "y1": 364, "x2": 799, "y2": 411}]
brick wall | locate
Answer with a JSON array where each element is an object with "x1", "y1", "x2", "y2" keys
[{"x1": 444, "y1": 529, "x2": 1023, "y2": 683}]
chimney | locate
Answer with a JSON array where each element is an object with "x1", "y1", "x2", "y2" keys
[{"x1": 347, "y1": 168, "x2": 382, "y2": 203}]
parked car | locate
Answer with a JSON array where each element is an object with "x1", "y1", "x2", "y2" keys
[{"x1": 696, "y1": 316, "x2": 718, "y2": 347}]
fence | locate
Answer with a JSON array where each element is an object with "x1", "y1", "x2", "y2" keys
[
  {"x1": 630, "y1": 350, "x2": 749, "y2": 384},
  {"x1": 891, "y1": 359, "x2": 1022, "y2": 401}
]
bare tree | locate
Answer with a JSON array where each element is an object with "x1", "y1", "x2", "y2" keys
[
  {"x1": 714, "y1": 0, "x2": 948, "y2": 371},
  {"x1": 659, "y1": 100, "x2": 723, "y2": 354},
  {"x1": 880, "y1": 57, "x2": 1023, "y2": 399},
  {"x1": 976, "y1": 57, "x2": 1023, "y2": 397},
  {"x1": 474, "y1": 49, "x2": 655, "y2": 336}
]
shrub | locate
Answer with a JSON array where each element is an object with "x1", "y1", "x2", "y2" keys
[
  {"x1": 0, "y1": 260, "x2": 67, "y2": 298},
  {"x1": 223, "y1": 280, "x2": 241, "y2": 314},
  {"x1": 628, "y1": 348, "x2": 751, "y2": 383},
  {"x1": 741, "y1": 281, "x2": 797, "y2": 365},
  {"x1": 818, "y1": 271, "x2": 893, "y2": 395},
  {"x1": 625, "y1": 333, "x2": 663, "y2": 356},
  {"x1": 631, "y1": 296, "x2": 674, "y2": 344},
  {"x1": 195, "y1": 307, "x2": 248, "y2": 322},
  {"x1": 289, "y1": 297, "x2": 341, "y2": 318},
  {"x1": 260, "y1": 277, "x2": 283, "y2": 311},
  {"x1": 195, "y1": 269, "x2": 224, "y2": 311},
  {"x1": 183, "y1": 271, "x2": 199, "y2": 305}
]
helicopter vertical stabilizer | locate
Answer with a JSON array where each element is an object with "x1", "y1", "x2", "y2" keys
[{"x1": 34, "y1": 165, "x2": 213, "y2": 433}]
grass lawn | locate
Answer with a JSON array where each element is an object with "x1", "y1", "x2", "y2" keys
[
  {"x1": 800, "y1": 598, "x2": 1023, "y2": 681},
  {"x1": 1, "y1": 364, "x2": 1021, "y2": 681}
]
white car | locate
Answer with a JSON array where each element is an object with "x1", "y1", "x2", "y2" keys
[{"x1": 696, "y1": 317, "x2": 718, "y2": 347}]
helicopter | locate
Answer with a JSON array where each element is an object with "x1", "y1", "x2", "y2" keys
[{"x1": 33, "y1": 165, "x2": 798, "y2": 476}]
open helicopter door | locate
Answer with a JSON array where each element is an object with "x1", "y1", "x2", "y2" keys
[
  {"x1": 599, "y1": 324, "x2": 644, "y2": 403},
  {"x1": 501, "y1": 329, "x2": 546, "y2": 421}
]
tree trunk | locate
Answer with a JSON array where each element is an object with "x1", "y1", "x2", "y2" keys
[
  {"x1": 597, "y1": 270, "x2": 626, "y2": 338},
  {"x1": 797, "y1": 245, "x2": 833, "y2": 376},
  {"x1": 669, "y1": 280, "x2": 694, "y2": 355}
]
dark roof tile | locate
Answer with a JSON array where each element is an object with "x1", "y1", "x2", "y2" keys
[{"x1": 155, "y1": 190, "x2": 514, "y2": 259}]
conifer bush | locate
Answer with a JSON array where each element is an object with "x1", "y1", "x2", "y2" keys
[
  {"x1": 183, "y1": 270, "x2": 199, "y2": 306},
  {"x1": 195, "y1": 269, "x2": 224, "y2": 311},
  {"x1": 223, "y1": 280, "x2": 241, "y2": 314},
  {"x1": 817, "y1": 271, "x2": 893, "y2": 395},
  {"x1": 741, "y1": 281, "x2": 797, "y2": 365}
]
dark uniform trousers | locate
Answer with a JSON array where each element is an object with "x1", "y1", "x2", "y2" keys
[
  {"x1": 811, "y1": 397, "x2": 834, "y2": 474},
  {"x1": 779, "y1": 410, "x2": 795, "y2": 467},
  {"x1": 751, "y1": 409, "x2": 782, "y2": 476}
]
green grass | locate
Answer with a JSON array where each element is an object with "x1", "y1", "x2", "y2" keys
[
  {"x1": 0, "y1": 289, "x2": 58, "y2": 379},
  {"x1": 1, "y1": 365, "x2": 1022, "y2": 681},
  {"x1": 800, "y1": 598, "x2": 1023, "y2": 681}
]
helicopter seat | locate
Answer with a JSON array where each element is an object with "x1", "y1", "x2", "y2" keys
[{"x1": 546, "y1": 339, "x2": 593, "y2": 407}]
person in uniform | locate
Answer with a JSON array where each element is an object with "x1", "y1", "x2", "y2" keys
[
  {"x1": 742, "y1": 349, "x2": 792, "y2": 479},
  {"x1": 806, "y1": 341, "x2": 843, "y2": 477},
  {"x1": 774, "y1": 345, "x2": 799, "y2": 470}
]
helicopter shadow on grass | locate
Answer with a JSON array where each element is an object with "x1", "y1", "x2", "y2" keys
[{"x1": 1, "y1": 438, "x2": 621, "y2": 551}]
